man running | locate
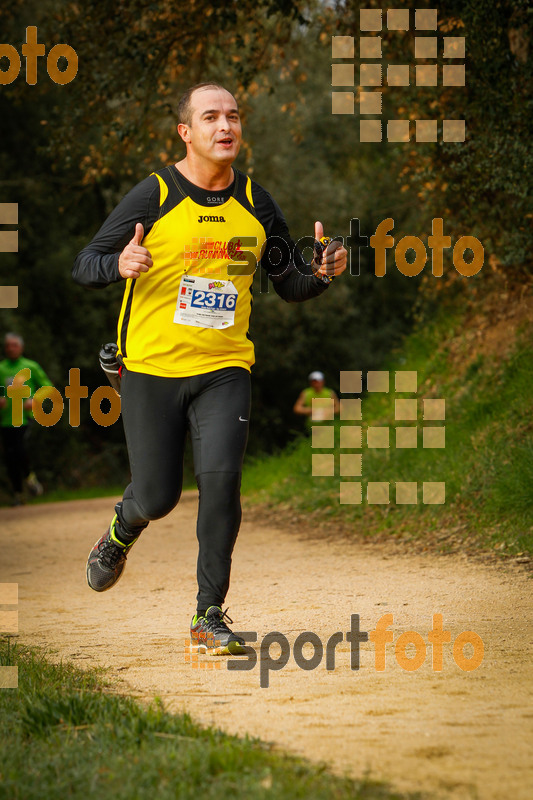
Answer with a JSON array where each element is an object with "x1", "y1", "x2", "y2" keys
[{"x1": 73, "y1": 82, "x2": 347, "y2": 655}]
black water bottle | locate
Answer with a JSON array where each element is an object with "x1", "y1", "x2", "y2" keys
[{"x1": 99, "y1": 343, "x2": 122, "y2": 396}]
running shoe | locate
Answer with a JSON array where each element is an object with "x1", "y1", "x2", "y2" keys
[
  {"x1": 86, "y1": 514, "x2": 137, "y2": 592},
  {"x1": 190, "y1": 606, "x2": 246, "y2": 655},
  {"x1": 25, "y1": 472, "x2": 43, "y2": 496}
]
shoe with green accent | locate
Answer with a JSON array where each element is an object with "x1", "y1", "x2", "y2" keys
[
  {"x1": 190, "y1": 606, "x2": 246, "y2": 655},
  {"x1": 86, "y1": 515, "x2": 137, "y2": 592}
]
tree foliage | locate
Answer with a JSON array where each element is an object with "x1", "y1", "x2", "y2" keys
[
  {"x1": 0, "y1": 0, "x2": 529, "y2": 496},
  {"x1": 334, "y1": 0, "x2": 532, "y2": 267}
]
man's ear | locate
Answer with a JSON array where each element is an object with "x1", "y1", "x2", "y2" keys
[{"x1": 177, "y1": 123, "x2": 191, "y2": 143}]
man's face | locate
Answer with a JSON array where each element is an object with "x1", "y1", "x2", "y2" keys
[
  {"x1": 180, "y1": 87, "x2": 242, "y2": 165},
  {"x1": 5, "y1": 337, "x2": 23, "y2": 360},
  {"x1": 310, "y1": 379, "x2": 325, "y2": 392}
]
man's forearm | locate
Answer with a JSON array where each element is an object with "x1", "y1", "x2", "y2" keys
[
  {"x1": 72, "y1": 250, "x2": 122, "y2": 288},
  {"x1": 272, "y1": 266, "x2": 329, "y2": 303}
]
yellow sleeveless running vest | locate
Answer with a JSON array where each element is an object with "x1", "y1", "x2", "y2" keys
[{"x1": 117, "y1": 169, "x2": 266, "y2": 377}]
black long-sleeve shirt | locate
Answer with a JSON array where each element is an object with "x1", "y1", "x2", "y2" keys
[{"x1": 73, "y1": 166, "x2": 328, "y2": 377}]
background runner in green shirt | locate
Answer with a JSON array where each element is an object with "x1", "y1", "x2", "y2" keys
[
  {"x1": 0, "y1": 333, "x2": 53, "y2": 504},
  {"x1": 293, "y1": 370, "x2": 339, "y2": 425}
]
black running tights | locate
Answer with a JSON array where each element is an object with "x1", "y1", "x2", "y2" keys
[{"x1": 117, "y1": 366, "x2": 250, "y2": 611}]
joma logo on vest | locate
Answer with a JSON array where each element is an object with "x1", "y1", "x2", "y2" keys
[{"x1": 198, "y1": 215, "x2": 226, "y2": 223}]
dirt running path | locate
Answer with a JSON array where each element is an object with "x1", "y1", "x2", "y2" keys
[{"x1": 2, "y1": 495, "x2": 532, "y2": 799}]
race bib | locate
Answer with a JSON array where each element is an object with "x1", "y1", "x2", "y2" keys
[{"x1": 174, "y1": 275, "x2": 238, "y2": 329}]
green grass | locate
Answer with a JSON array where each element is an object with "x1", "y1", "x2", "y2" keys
[
  {"x1": 26, "y1": 484, "x2": 126, "y2": 504},
  {"x1": 0, "y1": 484, "x2": 125, "y2": 509},
  {"x1": 242, "y1": 300, "x2": 533, "y2": 557},
  {"x1": 0, "y1": 638, "x2": 417, "y2": 800},
  {"x1": 1, "y1": 478, "x2": 198, "y2": 508}
]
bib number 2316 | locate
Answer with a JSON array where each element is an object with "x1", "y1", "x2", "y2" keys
[
  {"x1": 191, "y1": 290, "x2": 236, "y2": 310},
  {"x1": 174, "y1": 275, "x2": 238, "y2": 329}
]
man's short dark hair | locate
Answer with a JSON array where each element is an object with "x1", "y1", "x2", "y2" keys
[{"x1": 177, "y1": 82, "x2": 235, "y2": 126}]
